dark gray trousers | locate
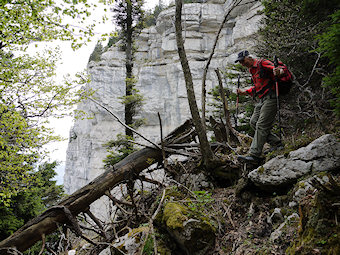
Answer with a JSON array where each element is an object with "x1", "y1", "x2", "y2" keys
[{"x1": 249, "y1": 92, "x2": 281, "y2": 157}]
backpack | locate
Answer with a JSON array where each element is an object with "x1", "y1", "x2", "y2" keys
[{"x1": 259, "y1": 59, "x2": 294, "y2": 95}]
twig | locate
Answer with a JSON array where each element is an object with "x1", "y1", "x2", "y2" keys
[
  {"x1": 139, "y1": 189, "x2": 167, "y2": 255},
  {"x1": 215, "y1": 68, "x2": 231, "y2": 143},
  {"x1": 302, "y1": 51, "x2": 321, "y2": 87},
  {"x1": 46, "y1": 247, "x2": 57, "y2": 255},
  {"x1": 0, "y1": 247, "x2": 23, "y2": 255},
  {"x1": 127, "y1": 181, "x2": 139, "y2": 220},
  {"x1": 105, "y1": 191, "x2": 133, "y2": 215},
  {"x1": 163, "y1": 147, "x2": 200, "y2": 157},
  {"x1": 79, "y1": 224, "x2": 103, "y2": 236},
  {"x1": 38, "y1": 234, "x2": 45, "y2": 255},
  {"x1": 201, "y1": 0, "x2": 243, "y2": 127},
  {"x1": 85, "y1": 210, "x2": 109, "y2": 240},
  {"x1": 221, "y1": 202, "x2": 236, "y2": 229},
  {"x1": 158, "y1": 112, "x2": 166, "y2": 163},
  {"x1": 170, "y1": 179, "x2": 197, "y2": 198},
  {"x1": 85, "y1": 96, "x2": 161, "y2": 150},
  {"x1": 138, "y1": 175, "x2": 165, "y2": 187}
]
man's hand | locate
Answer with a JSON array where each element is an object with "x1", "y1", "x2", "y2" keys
[
  {"x1": 237, "y1": 88, "x2": 248, "y2": 96},
  {"x1": 273, "y1": 67, "x2": 284, "y2": 77}
]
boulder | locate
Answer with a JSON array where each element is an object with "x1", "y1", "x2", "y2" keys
[
  {"x1": 248, "y1": 134, "x2": 340, "y2": 190},
  {"x1": 159, "y1": 202, "x2": 216, "y2": 255}
]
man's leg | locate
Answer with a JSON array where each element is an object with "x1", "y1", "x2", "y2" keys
[
  {"x1": 249, "y1": 97, "x2": 278, "y2": 157},
  {"x1": 250, "y1": 103, "x2": 261, "y2": 131}
]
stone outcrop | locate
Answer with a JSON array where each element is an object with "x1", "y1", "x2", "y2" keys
[
  {"x1": 248, "y1": 134, "x2": 340, "y2": 190},
  {"x1": 64, "y1": 0, "x2": 264, "y2": 198}
]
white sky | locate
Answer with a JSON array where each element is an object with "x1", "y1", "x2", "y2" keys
[{"x1": 45, "y1": 0, "x2": 171, "y2": 183}]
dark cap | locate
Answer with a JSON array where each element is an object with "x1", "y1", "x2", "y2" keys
[{"x1": 235, "y1": 50, "x2": 249, "y2": 63}]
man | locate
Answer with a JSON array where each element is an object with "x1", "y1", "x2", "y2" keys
[{"x1": 235, "y1": 50, "x2": 284, "y2": 163}]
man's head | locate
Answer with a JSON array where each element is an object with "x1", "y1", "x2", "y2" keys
[{"x1": 235, "y1": 50, "x2": 254, "y2": 68}]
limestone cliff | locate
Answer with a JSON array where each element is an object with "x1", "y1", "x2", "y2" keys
[{"x1": 64, "y1": 0, "x2": 263, "y2": 195}]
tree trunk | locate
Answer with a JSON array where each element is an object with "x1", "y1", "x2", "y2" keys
[
  {"x1": 125, "y1": 0, "x2": 134, "y2": 138},
  {"x1": 174, "y1": 0, "x2": 216, "y2": 168},
  {"x1": 0, "y1": 120, "x2": 194, "y2": 253},
  {"x1": 0, "y1": 148, "x2": 162, "y2": 253}
]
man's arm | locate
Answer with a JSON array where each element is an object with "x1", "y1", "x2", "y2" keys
[
  {"x1": 262, "y1": 59, "x2": 284, "y2": 77},
  {"x1": 237, "y1": 87, "x2": 254, "y2": 96}
]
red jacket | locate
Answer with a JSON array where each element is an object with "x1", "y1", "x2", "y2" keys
[{"x1": 246, "y1": 59, "x2": 275, "y2": 98}]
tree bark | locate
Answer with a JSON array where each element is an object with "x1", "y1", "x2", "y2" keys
[
  {"x1": 125, "y1": 0, "x2": 134, "y2": 138},
  {"x1": 215, "y1": 68, "x2": 242, "y2": 145},
  {"x1": 174, "y1": 0, "x2": 216, "y2": 167},
  {"x1": 0, "y1": 120, "x2": 194, "y2": 254}
]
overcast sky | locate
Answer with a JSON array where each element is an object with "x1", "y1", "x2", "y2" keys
[{"x1": 46, "y1": 0, "x2": 171, "y2": 183}]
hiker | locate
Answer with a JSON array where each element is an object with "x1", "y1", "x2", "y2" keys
[{"x1": 235, "y1": 50, "x2": 285, "y2": 163}]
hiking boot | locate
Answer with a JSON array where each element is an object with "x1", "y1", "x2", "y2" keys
[
  {"x1": 264, "y1": 142, "x2": 284, "y2": 155},
  {"x1": 237, "y1": 154, "x2": 263, "y2": 164}
]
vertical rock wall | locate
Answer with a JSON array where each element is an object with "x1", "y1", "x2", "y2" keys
[{"x1": 64, "y1": 0, "x2": 263, "y2": 200}]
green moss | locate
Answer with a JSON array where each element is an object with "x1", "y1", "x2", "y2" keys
[
  {"x1": 128, "y1": 226, "x2": 149, "y2": 238},
  {"x1": 162, "y1": 202, "x2": 188, "y2": 229},
  {"x1": 298, "y1": 181, "x2": 305, "y2": 188},
  {"x1": 258, "y1": 166, "x2": 265, "y2": 174}
]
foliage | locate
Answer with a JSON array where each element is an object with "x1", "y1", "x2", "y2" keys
[
  {"x1": 0, "y1": 48, "x2": 90, "y2": 121},
  {"x1": 118, "y1": 82, "x2": 145, "y2": 122},
  {"x1": 0, "y1": 104, "x2": 39, "y2": 205},
  {"x1": 144, "y1": 3, "x2": 165, "y2": 27},
  {"x1": 112, "y1": 0, "x2": 144, "y2": 44},
  {"x1": 0, "y1": 0, "x2": 101, "y2": 50},
  {"x1": 0, "y1": 161, "x2": 64, "y2": 240},
  {"x1": 187, "y1": 191, "x2": 214, "y2": 215},
  {"x1": 103, "y1": 134, "x2": 138, "y2": 168},
  {"x1": 0, "y1": 0, "x2": 94, "y2": 206},
  {"x1": 257, "y1": 0, "x2": 326, "y2": 81},
  {"x1": 88, "y1": 41, "x2": 104, "y2": 62},
  {"x1": 106, "y1": 32, "x2": 121, "y2": 49},
  {"x1": 257, "y1": 0, "x2": 339, "y2": 132},
  {"x1": 316, "y1": 10, "x2": 340, "y2": 116},
  {"x1": 208, "y1": 63, "x2": 254, "y2": 134}
]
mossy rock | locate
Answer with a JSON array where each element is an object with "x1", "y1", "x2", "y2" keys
[
  {"x1": 159, "y1": 201, "x2": 216, "y2": 255},
  {"x1": 162, "y1": 202, "x2": 188, "y2": 229}
]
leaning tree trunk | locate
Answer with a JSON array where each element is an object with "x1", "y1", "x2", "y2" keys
[
  {"x1": 174, "y1": 0, "x2": 216, "y2": 168},
  {"x1": 0, "y1": 148, "x2": 162, "y2": 253},
  {"x1": 0, "y1": 120, "x2": 194, "y2": 254},
  {"x1": 125, "y1": 0, "x2": 134, "y2": 138}
]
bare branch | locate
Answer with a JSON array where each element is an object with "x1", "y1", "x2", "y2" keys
[
  {"x1": 85, "y1": 96, "x2": 162, "y2": 150},
  {"x1": 201, "y1": 0, "x2": 243, "y2": 126}
]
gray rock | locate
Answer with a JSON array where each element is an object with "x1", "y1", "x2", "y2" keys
[
  {"x1": 268, "y1": 208, "x2": 283, "y2": 224},
  {"x1": 248, "y1": 134, "x2": 340, "y2": 190}
]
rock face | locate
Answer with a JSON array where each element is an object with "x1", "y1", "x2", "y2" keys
[
  {"x1": 248, "y1": 134, "x2": 340, "y2": 190},
  {"x1": 64, "y1": 0, "x2": 263, "y2": 199}
]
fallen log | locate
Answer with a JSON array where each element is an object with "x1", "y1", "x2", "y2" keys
[{"x1": 0, "y1": 120, "x2": 194, "y2": 254}]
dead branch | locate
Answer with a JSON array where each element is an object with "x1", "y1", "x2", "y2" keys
[
  {"x1": 215, "y1": 68, "x2": 242, "y2": 145},
  {"x1": 127, "y1": 181, "x2": 139, "y2": 220},
  {"x1": 85, "y1": 210, "x2": 109, "y2": 240},
  {"x1": 0, "y1": 120, "x2": 196, "y2": 253},
  {"x1": 201, "y1": 0, "x2": 243, "y2": 126},
  {"x1": 138, "y1": 175, "x2": 165, "y2": 187},
  {"x1": 158, "y1": 112, "x2": 167, "y2": 164},
  {"x1": 38, "y1": 234, "x2": 45, "y2": 255},
  {"x1": 86, "y1": 95, "x2": 161, "y2": 150},
  {"x1": 139, "y1": 189, "x2": 167, "y2": 255},
  {"x1": 105, "y1": 191, "x2": 133, "y2": 207}
]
